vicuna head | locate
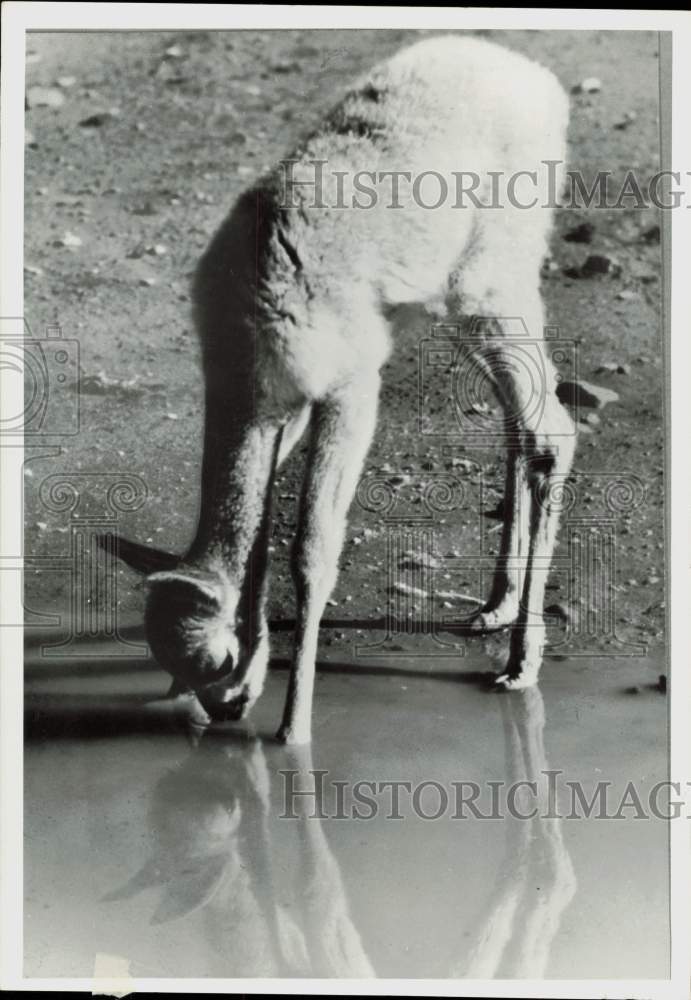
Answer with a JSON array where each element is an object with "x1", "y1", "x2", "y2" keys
[{"x1": 100, "y1": 535, "x2": 249, "y2": 720}]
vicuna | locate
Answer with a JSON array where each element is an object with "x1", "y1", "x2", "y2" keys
[{"x1": 104, "y1": 36, "x2": 575, "y2": 744}]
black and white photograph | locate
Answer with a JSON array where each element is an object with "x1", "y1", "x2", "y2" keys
[{"x1": 1, "y1": 5, "x2": 689, "y2": 996}]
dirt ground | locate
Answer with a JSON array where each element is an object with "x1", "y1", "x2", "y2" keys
[{"x1": 23, "y1": 29, "x2": 666, "y2": 683}]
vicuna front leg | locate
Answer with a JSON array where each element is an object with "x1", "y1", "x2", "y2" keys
[
  {"x1": 473, "y1": 435, "x2": 530, "y2": 631},
  {"x1": 278, "y1": 374, "x2": 380, "y2": 744},
  {"x1": 491, "y1": 343, "x2": 576, "y2": 688}
]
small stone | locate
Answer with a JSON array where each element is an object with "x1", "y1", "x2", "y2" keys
[
  {"x1": 545, "y1": 602, "x2": 572, "y2": 624},
  {"x1": 613, "y1": 111, "x2": 637, "y2": 129},
  {"x1": 625, "y1": 685, "x2": 641, "y2": 695},
  {"x1": 270, "y1": 59, "x2": 300, "y2": 74},
  {"x1": 572, "y1": 76, "x2": 602, "y2": 94},
  {"x1": 139, "y1": 277, "x2": 156, "y2": 287},
  {"x1": 27, "y1": 86, "x2": 65, "y2": 108},
  {"x1": 390, "y1": 581, "x2": 429, "y2": 600},
  {"x1": 165, "y1": 412, "x2": 179, "y2": 420},
  {"x1": 448, "y1": 458, "x2": 475, "y2": 473},
  {"x1": 24, "y1": 264, "x2": 43, "y2": 276},
  {"x1": 582, "y1": 412, "x2": 600, "y2": 426},
  {"x1": 164, "y1": 44, "x2": 184, "y2": 59},
  {"x1": 616, "y1": 290, "x2": 638, "y2": 301},
  {"x1": 563, "y1": 222, "x2": 595, "y2": 244},
  {"x1": 245, "y1": 84, "x2": 262, "y2": 96},
  {"x1": 54, "y1": 231, "x2": 82, "y2": 248},
  {"x1": 580, "y1": 254, "x2": 621, "y2": 278},
  {"x1": 56, "y1": 76, "x2": 77, "y2": 88},
  {"x1": 541, "y1": 257, "x2": 561, "y2": 277},
  {"x1": 645, "y1": 576, "x2": 660, "y2": 585},
  {"x1": 640, "y1": 223, "x2": 661, "y2": 244},
  {"x1": 556, "y1": 379, "x2": 619, "y2": 409},
  {"x1": 79, "y1": 111, "x2": 115, "y2": 127},
  {"x1": 616, "y1": 363, "x2": 630, "y2": 375}
]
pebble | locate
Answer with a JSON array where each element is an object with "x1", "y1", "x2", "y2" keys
[
  {"x1": 616, "y1": 290, "x2": 638, "y2": 301},
  {"x1": 139, "y1": 277, "x2": 156, "y2": 287},
  {"x1": 447, "y1": 457, "x2": 475, "y2": 473},
  {"x1": 79, "y1": 112, "x2": 115, "y2": 128},
  {"x1": 640, "y1": 223, "x2": 661, "y2": 244},
  {"x1": 57, "y1": 76, "x2": 77, "y2": 88},
  {"x1": 54, "y1": 231, "x2": 82, "y2": 248},
  {"x1": 164, "y1": 45, "x2": 184, "y2": 59},
  {"x1": 556, "y1": 378, "x2": 619, "y2": 409},
  {"x1": 580, "y1": 254, "x2": 621, "y2": 278},
  {"x1": 390, "y1": 581, "x2": 429, "y2": 600},
  {"x1": 596, "y1": 362, "x2": 630, "y2": 375},
  {"x1": 563, "y1": 222, "x2": 595, "y2": 244},
  {"x1": 572, "y1": 76, "x2": 602, "y2": 94},
  {"x1": 270, "y1": 59, "x2": 300, "y2": 73},
  {"x1": 545, "y1": 602, "x2": 572, "y2": 624},
  {"x1": 613, "y1": 111, "x2": 637, "y2": 129}
]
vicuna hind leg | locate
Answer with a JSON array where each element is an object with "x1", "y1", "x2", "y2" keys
[{"x1": 278, "y1": 374, "x2": 380, "y2": 745}]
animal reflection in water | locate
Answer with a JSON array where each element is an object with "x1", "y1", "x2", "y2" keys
[
  {"x1": 459, "y1": 686, "x2": 578, "y2": 979},
  {"x1": 104, "y1": 687, "x2": 575, "y2": 978},
  {"x1": 103, "y1": 737, "x2": 374, "y2": 978}
]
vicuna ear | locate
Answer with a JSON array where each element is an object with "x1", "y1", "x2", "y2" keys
[
  {"x1": 146, "y1": 571, "x2": 225, "y2": 610},
  {"x1": 97, "y1": 532, "x2": 180, "y2": 574}
]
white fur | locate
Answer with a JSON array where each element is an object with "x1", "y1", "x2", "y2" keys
[{"x1": 133, "y1": 36, "x2": 575, "y2": 743}]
